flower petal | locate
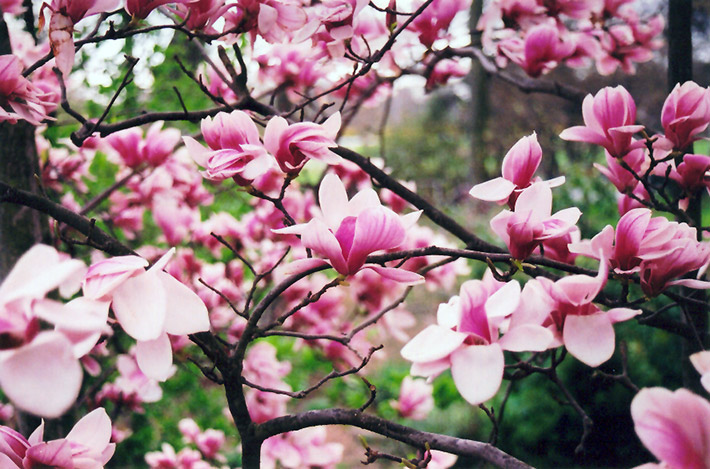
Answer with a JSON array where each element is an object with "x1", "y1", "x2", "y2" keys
[
  {"x1": 450, "y1": 343, "x2": 504, "y2": 405},
  {"x1": 111, "y1": 272, "x2": 166, "y2": 341},
  {"x1": 136, "y1": 333, "x2": 174, "y2": 381},
  {"x1": 563, "y1": 313, "x2": 615, "y2": 367}
]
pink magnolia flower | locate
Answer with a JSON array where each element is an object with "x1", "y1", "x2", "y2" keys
[
  {"x1": 107, "y1": 122, "x2": 181, "y2": 168},
  {"x1": 661, "y1": 81, "x2": 710, "y2": 151},
  {"x1": 170, "y1": 0, "x2": 233, "y2": 33},
  {"x1": 318, "y1": 0, "x2": 369, "y2": 41},
  {"x1": 499, "y1": 23, "x2": 575, "y2": 78},
  {"x1": 470, "y1": 132, "x2": 564, "y2": 208},
  {"x1": 631, "y1": 387, "x2": 710, "y2": 469},
  {"x1": 275, "y1": 174, "x2": 424, "y2": 284},
  {"x1": 263, "y1": 112, "x2": 342, "y2": 174},
  {"x1": 0, "y1": 245, "x2": 100, "y2": 418},
  {"x1": 0, "y1": 0, "x2": 23, "y2": 14},
  {"x1": 184, "y1": 110, "x2": 273, "y2": 185},
  {"x1": 674, "y1": 154, "x2": 710, "y2": 194},
  {"x1": 425, "y1": 59, "x2": 469, "y2": 92},
  {"x1": 489, "y1": 182, "x2": 581, "y2": 260},
  {"x1": 261, "y1": 427, "x2": 343, "y2": 469},
  {"x1": 82, "y1": 249, "x2": 210, "y2": 380},
  {"x1": 125, "y1": 0, "x2": 190, "y2": 19},
  {"x1": 390, "y1": 376, "x2": 434, "y2": 420},
  {"x1": 0, "y1": 407, "x2": 115, "y2": 468},
  {"x1": 401, "y1": 279, "x2": 553, "y2": 405},
  {"x1": 225, "y1": 0, "x2": 308, "y2": 44},
  {"x1": 534, "y1": 260, "x2": 640, "y2": 367},
  {"x1": 0, "y1": 55, "x2": 54, "y2": 124},
  {"x1": 40, "y1": 0, "x2": 122, "y2": 76},
  {"x1": 594, "y1": 147, "x2": 646, "y2": 193},
  {"x1": 409, "y1": 0, "x2": 468, "y2": 48},
  {"x1": 560, "y1": 85, "x2": 645, "y2": 158}
]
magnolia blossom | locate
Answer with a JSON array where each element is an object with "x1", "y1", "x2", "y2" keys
[
  {"x1": 499, "y1": 23, "x2": 575, "y2": 77},
  {"x1": 0, "y1": 408, "x2": 115, "y2": 468},
  {"x1": 125, "y1": 0, "x2": 190, "y2": 19},
  {"x1": 660, "y1": 81, "x2": 710, "y2": 151},
  {"x1": 275, "y1": 174, "x2": 423, "y2": 284},
  {"x1": 264, "y1": 112, "x2": 341, "y2": 174},
  {"x1": 631, "y1": 387, "x2": 710, "y2": 469},
  {"x1": 0, "y1": 245, "x2": 107, "y2": 418},
  {"x1": 39, "y1": 0, "x2": 121, "y2": 76},
  {"x1": 533, "y1": 260, "x2": 640, "y2": 367},
  {"x1": 106, "y1": 122, "x2": 182, "y2": 168},
  {"x1": 489, "y1": 182, "x2": 581, "y2": 260},
  {"x1": 401, "y1": 278, "x2": 553, "y2": 405},
  {"x1": 184, "y1": 110, "x2": 273, "y2": 185},
  {"x1": 82, "y1": 249, "x2": 210, "y2": 380},
  {"x1": 0, "y1": 55, "x2": 54, "y2": 124},
  {"x1": 570, "y1": 208, "x2": 710, "y2": 295},
  {"x1": 470, "y1": 132, "x2": 564, "y2": 207},
  {"x1": 594, "y1": 147, "x2": 646, "y2": 193},
  {"x1": 560, "y1": 85, "x2": 645, "y2": 158},
  {"x1": 390, "y1": 376, "x2": 434, "y2": 420},
  {"x1": 690, "y1": 351, "x2": 710, "y2": 394}
]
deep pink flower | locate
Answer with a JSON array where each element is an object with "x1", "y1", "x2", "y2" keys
[
  {"x1": 184, "y1": 110, "x2": 273, "y2": 185},
  {"x1": 125, "y1": 0, "x2": 190, "y2": 19},
  {"x1": 275, "y1": 174, "x2": 423, "y2": 284},
  {"x1": 631, "y1": 387, "x2": 710, "y2": 469},
  {"x1": 40, "y1": 0, "x2": 121, "y2": 76},
  {"x1": 489, "y1": 182, "x2": 581, "y2": 259},
  {"x1": 470, "y1": 132, "x2": 564, "y2": 208},
  {"x1": 560, "y1": 85, "x2": 645, "y2": 158},
  {"x1": 107, "y1": 122, "x2": 181, "y2": 168},
  {"x1": 264, "y1": 112, "x2": 341, "y2": 174},
  {"x1": 0, "y1": 55, "x2": 54, "y2": 124},
  {"x1": 661, "y1": 81, "x2": 710, "y2": 151},
  {"x1": 0, "y1": 408, "x2": 115, "y2": 468},
  {"x1": 409, "y1": 0, "x2": 468, "y2": 48},
  {"x1": 402, "y1": 279, "x2": 552, "y2": 405},
  {"x1": 594, "y1": 147, "x2": 646, "y2": 194},
  {"x1": 499, "y1": 23, "x2": 575, "y2": 78}
]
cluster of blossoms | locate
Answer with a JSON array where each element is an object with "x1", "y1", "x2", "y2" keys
[
  {"x1": 479, "y1": 0, "x2": 664, "y2": 77},
  {"x1": 145, "y1": 418, "x2": 227, "y2": 468},
  {"x1": 0, "y1": 244, "x2": 209, "y2": 419}
]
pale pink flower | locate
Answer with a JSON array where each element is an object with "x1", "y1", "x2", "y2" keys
[
  {"x1": 489, "y1": 182, "x2": 581, "y2": 260},
  {"x1": 225, "y1": 0, "x2": 308, "y2": 43},
  {"x1": 390, "y1": 376, "x2": 434, "y2": 420},
  {"x1": 184, "y1": 110, "x2": 273, "y2": 185},
  {"x1": 318, "y1": 0, "x2": 369, "y2": 41},
  {"x1": 264, "y1": 112, "x2": 341, "y2": 174},
  {"x1": 661, "y1": 81, "x2": 710, "y2": 151},
  {"x1": 0, "y1": 0, "x2": 23, "y2": 14},
  {"x1": 83, "y1": 249, "x2": 210, "y2": 380},
  {"x1": 274, "y1": 174, "x2": 423, "y2": 284},
  {"x1": 195, "y1": 429, "x2": 225, "y2": 459},
  {"x1": 428, "y1": 450, "x2": 458, "y2": 469},
  {"x1": 560, "y1": 85, "x2": 645, "y2": 158},
  {"x1": 470, "y1": 132, "x2": 564, "y2": 207},
  {"x1": 0, "y1": 408, "x2": 115, "y2": 468},
  {"x1": 631, "y1": 387, "x2": 710, "y2": 469},
  {"x1": 402, "y1": 279, "x2": 553, "y2": 405},
  {"x1": 534, "y1": 260, "x2": 640, "y2": 367},
  {"x1": 262, "y1": 427, "x2": 343, "y2": 469},
  {"x1": 0, "y1": 55, "x2": 54, "y2": 124}
]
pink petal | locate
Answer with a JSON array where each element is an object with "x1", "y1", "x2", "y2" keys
[
  {"x1": 25, "y1": 440, "x2": 73, "y2": 467},
  {"x1": 606, "y1": 307, "x2": 641, "y2": 324},
  {"x1": 66, "y1": 408, "x2": 112, "y2": 453},
  {"x1": 111, "y1": 272, "x2": 166, "y2": 341},
  {"x1": 319, "y1": 174, "x2": 349, "y2": 229},
  {"x1": 469, "y1": 178, "x2": 515, "y2": 203},
  {"x1": 156, "y1": 271, "x2": 210, "y2": 335},
  {"x1": 485, "y1": 280, "x2": 521, "y2": 318},
  {"x1": 136, "y1": 333, "x2": 174, "y2": 381},
  {"x1": 690, "y1": 351, "x2": 710, "y2": 375},
  {"x1": 498, "y1": 324, "x2": 553, "y2": 352},
  {"x1": 264, "y1": 116, "x2": 289, "y2": 156},
  {"x1": 363, "y1": 265, "x2": 424, "y2": 285},
  {"x1": 0, "y1": 332, "x2": 82, "y2": 418},
  {"x1": 450, "y1": 343, "x2": 504, "y2": 405},
  {"x1": 559, "y1": 126, "x2": 608, "y2": 146},
  {"x1": 400, "y1": 325, "x2": 467, "y2": 363},
  {"x1": 279, "y1": 258, "x2": 329, "y2": 276},
  {"x1": 563, "y1": 313, "x2": 615, "y2": 367},
  {"x1": 301, "y1": 219, "x2": 348, "y2": 274}
]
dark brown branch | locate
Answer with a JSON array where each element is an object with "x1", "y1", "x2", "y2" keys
[
  {"x1": 0, "y1": 180, "x2": 135, "y2": 256},
  {"x1": 255, "y1": 408, "x2": 532, "y2": 469}
]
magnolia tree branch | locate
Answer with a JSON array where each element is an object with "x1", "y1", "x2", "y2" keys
[{"x1": 255, "y1": 408, "x2": 533, "y2": 469}]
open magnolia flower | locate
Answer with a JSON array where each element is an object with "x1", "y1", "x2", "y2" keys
[
  {"x1": 274, "y1": 173, "x2": 424, "y2": 284},
  {"x1": 401, "y1": 278, "x2": 553, "y2": 405},
  {"x1": 82, "y1": 248, "x2": 210, "y2": 380},
  {"x1": 0, "y1": 407, "x2": 115, "y2": 468},
  {"x1": 0, "y1": 244, "x2": 106, "y2": 418}
]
